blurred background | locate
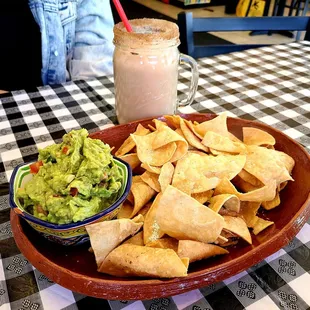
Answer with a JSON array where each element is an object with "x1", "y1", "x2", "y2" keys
[{"x1": 0, "y1": 0, "x2": 308, "y2": 92}]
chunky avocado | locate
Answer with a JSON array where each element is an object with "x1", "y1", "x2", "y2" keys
[{"x1": 17, "y1": 129, "x2": 122, "y2": 224}]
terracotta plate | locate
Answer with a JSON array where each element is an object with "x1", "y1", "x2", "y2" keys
[{"x1": 11, "y1": 114, "x2": 310, "y2": 300}]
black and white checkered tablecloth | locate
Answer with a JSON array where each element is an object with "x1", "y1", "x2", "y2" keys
[{"x1": 0, "y1": 41, "x2": 310, "y2": 310}]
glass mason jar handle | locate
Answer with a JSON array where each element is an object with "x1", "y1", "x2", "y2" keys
[{"x1": 178, "y1": 53, "x2": 199, "y2": 107}]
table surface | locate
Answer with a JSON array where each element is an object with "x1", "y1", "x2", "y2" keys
[{"x1": 0, "y1": 41, "x2": 310, "y2": 310}]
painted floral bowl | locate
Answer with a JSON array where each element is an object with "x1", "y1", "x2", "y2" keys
[{"x1": 9, "y1": 158, "x2": 132, "y2": 246}]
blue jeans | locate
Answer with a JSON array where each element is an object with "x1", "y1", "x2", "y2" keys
[{"x1": 29, "y1": 0, "x2": 114, "y2": 85}]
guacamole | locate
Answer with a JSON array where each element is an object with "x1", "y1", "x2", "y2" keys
[{"x1": 17, "y1": 129, "x2": 122, "y2": 224}]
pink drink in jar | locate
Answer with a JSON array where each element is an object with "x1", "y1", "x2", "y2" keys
[{"x1": 113, "y1": 19, "x2": 198, "y2": 124}]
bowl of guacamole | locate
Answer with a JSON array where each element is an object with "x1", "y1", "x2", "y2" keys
[{"x1": 10, "y1": 129, "x2": 132, "y2": 246}]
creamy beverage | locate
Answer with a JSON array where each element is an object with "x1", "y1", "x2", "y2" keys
[
  {"x1": 114, "y1": 46, "x2": 179, "y2": 124},
  {"x1": 113, "y1": 19, "x2": 198, "y2": 124}
]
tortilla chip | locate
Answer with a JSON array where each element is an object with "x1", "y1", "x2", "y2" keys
[
  {"x1": 123, "y1": 231, "x2": 144, "y2": 246},
  {"x1": 130, "y1": 177, "x2": 156, "y2": 216},
  {"x1": 203, "y1": 154, "x2": 246, "y2": 180},
  {"x1": 215, "y1": 178, "x2": 277, "y2": 202},
  {"x1": 141, "y1": 171, "x2": 161, "y2": 192},
  {"x1": 173, "y1": 154, "x2": 220, "y2": 194},
  {"x1": 126, "y1": 191, "x2": 134, "y2": 204},
  {"x1": 156, "y1": 185, "x2": 224, "y2": 243},
  {"x1": 184, "y1": 119, "x2": 204, "y2": 139},
  {"x1": 148, "y1": 124, "x2": 157, "y2": 131},
  {"x1": 243, "y1": 127, "x2": 276, "y2": 146},
  {"x1": 217, "y1": 230, "x2": 239, "y2": 247},
  {"x1": 184, "y1": 153, "x2": 246, "y2": 181},
  {"x1": 172, "y1": 178, "x2": 193, "y2": 195},
  {"x1": 153, "y1": 119, "x2": 168, "y2": 129},
  {"x1": 152, "y1": 123, "x2": 188, "y2": 162},
  {"x1": 181, "y1": 257, "x2": 190, "y2": 269},
  {"x1": 279, "y1": 181, "x2": 288, "y2": 191},
  {"x1": 115, "y1": 124, "x2": 150, "y2": 156},
  {"x1": 276, "y1": 151, "x2": 295, "y2": 174},
  {"x1": 263, "y1": 144, "x2": 275, "y2": 149},
  {"x1": 239, "y1": 201, "x2": 260, "y2": 228},
  {"x1": 141, "y1": 163, "x2": 161, "y2": 174},
  {"x1": 233, "y1": 175, "x2": 261, "y2": 193},
  {"x1": 244, "y1": 145, "x2": 294, "y2": 185},
  {"x1": 180, "y1": 118, "x2": 209, "y2": 152},
  {"x1": 118, "y1": 176, "x2": 156, "y2": 219},
  {"x1": 132, "y1": 214, "x2": 144, "y2": 224},
  {"x1": 136, "y1": 124, "x2": 151, "y2": 134},
  {"x1": 189, "y1": 150, "x2": 208, "y2": 156},
  {"x1": 219, "y1": 239, "x2": 239, "y2": 247},
  {"x1": 164, "y1": 115, "x2": 181, "y2": 129},
  {"x1": 175, "y1": 129, "x2": 197, "y2": 151},
  {"x1": 193, "y1": 113, "x2": 240, "y2": 142},
  {"x1": 117, "y1": 201, "x2": 133, "y2": 219},
  {"x1": 238, "y1": 169, "x2": 264, "y2": 187},
  {"x1": 136, "y1": 202, "x2": 152, "y2": 217},
  {"x1": 262, "y1": 191, "x2": 281, "y2": 210},
  {"x1": 144, "y1": 193, "x2": 165, "y2": 244},
  {"x1": 239, "y1": 179, "x2": 277, "y2": 201},
  {"x1": 209, "y1": 148, "x2": 231, "y2": 156},
  {"x1": 131, "y1": 132, "x2": 177, "y2": 166},
  {"x1": 98, "y1": 244, "x2": 188, "y2": 278},
  {"x1": 191, "y1": 190, "x2": 213, "y2": 204},
  {"x1": 134, "y1": 124, "x2": 150, "y2": 136},
  {"x1": 158, "y1": 162, "x2": 174, "y2": 192},
  {"x1": 216, "y1": 235, "x2": 229, "y2": 244},
  {"x1": 175, "y1": 128, "x2": 185, "y2": 138},
  {"x1": 171, "y1": 153, "x2": 199, "y2": 194},
  {"x1": 174, "y1": 171, "x2": 217, "y2": 195},
  {"x1": 147, "y1": 237, "x2": 179, "y2": 252},
  {"x1": 208, "y1": 194, "x2": 240, "y2": 213},
  {"x1": 252, "y1": 217, "x2": 274, "y2": 235},
  {"x1": 223, "y1": 215, "x2": 252, "y2": 244},
  {"x1": 193, "y1": 113, "x2": 229, "y2": 138},
  {"x1": 177, "y1": 240, "x2": 228, "y2": 263},
  {"x1": 115, "y1": 137, "x2": 135, "y2": 157},
  {"x1": 202, "y1": 131, "x2": 246, "y2": 154},
  {"x1": 192, "y1": 177, "x2": 221, "y2": 194},
  {"x1": 218, "y1": 210, "x2": 241, "y2": 217},
  {"x1": 86, "y1": 216, "x2": 143, "y2": 268},
  {"x1": 223, "y1": 230, "x2": 237, "y2": 239},
  {"x1": 172, "y1": 153, "x2": 245, "y2": 195},
  {"x1": 119, "y1": 153, "x2": 141, "y2": 170}
]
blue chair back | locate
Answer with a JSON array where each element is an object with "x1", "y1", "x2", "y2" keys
[{"x1": 178, "y1": 13, "x2": 310, "y2": 58}]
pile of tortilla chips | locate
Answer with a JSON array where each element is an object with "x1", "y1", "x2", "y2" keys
[{"x1": 86, "y1": 113, "x2": 295, "y2": 279}]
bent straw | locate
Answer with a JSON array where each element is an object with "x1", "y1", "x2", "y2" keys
[{"x1": 112, "y1": 0, "x2": 133, "y2": 32}]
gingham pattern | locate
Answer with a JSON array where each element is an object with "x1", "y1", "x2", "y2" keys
[{"x1": 0, "y1": 41, "x2": 310, "y2": 310}]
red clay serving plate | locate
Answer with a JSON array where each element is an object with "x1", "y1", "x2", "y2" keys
[{"x1": 11, "y1": 113, "x2": 310, "y2": 300}]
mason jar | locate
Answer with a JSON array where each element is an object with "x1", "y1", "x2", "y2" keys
[{"x1": 113, "y1": 18, "x2": 198, "y2": 124}]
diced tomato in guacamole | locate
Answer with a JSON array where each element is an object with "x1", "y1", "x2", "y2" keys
[{"x1": 30, "y1": 161, "x2": 43, "y2": 174}]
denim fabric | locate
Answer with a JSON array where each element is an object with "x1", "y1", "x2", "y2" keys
[
  {"x1": 29, "y1": 0, "x2": 114, "y2": 85},
  {"x1": 69, "y1": 0, "x2": 114, "y2": 80}
]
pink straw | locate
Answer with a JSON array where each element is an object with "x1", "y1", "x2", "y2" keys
[{"x1": 112, "y1": 0, "x2": 133, "y2": 32}]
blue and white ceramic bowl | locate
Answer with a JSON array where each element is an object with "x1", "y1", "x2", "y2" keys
[{"x1": 9, "y1": 158, "x2": 132, "y2": 246}]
